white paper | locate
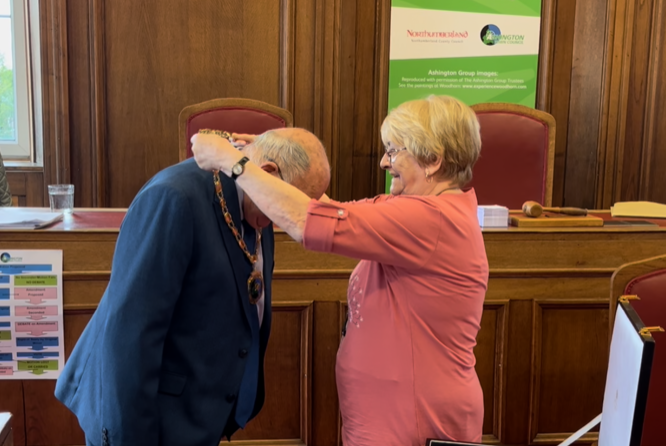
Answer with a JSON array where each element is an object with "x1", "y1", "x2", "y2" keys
[
  {"x1": 0, "y1": 250, "x2": 65, "y2": 379},
  {"x1": 0, "y1": 208, "x2": 63, "y2": 229},
  {"x1": 477, "y1": 205, "x2": 509, "y2": 228},
  {"x1": 598, "y1": 306, "x2": 645, "y2": 446},
  {"x1": 558, "y1": 413, "x2": 601, "y2": 446}
]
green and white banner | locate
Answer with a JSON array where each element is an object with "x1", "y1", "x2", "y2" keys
[{"x1": 386, "y1": 1, "x2": 542, "y2": 190}]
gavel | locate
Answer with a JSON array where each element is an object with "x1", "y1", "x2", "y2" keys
[{"x1": 522, "y1": 201, "x2": 588, "y2": 218}]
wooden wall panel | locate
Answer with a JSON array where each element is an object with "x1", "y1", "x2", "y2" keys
[
  {"x1": 531, "y1": 303, "x2": 609, "y2": 443},
  {"x1": 23, "y1": 312, "x2": 91, "y2": 446},
  {"x1": 474, "y1": 304, "x2": 508, "y2": 440},
  {"x1": 562, "y1": 0, "x2": 607, "y2": 208},
  {"x1": 639, "y1": 0, "x2": 666, "y2": 204},
  {"x1": 66, "y1": 0, "x2": 95, "y2": 208},
  {"x1": 0, "y1": 382, "x2": 24, "y2": 446},
  {"x1": 12, "y1": 0, "x2": 665, "y2": 209},
  {"x1": 102, "y1": 0, "x2": 281, "y2": 206},
  {"x1": 232, "y1": 303, "x2": 312, "y2": 442},
  {"x1": 6, "y1": 172, "x2": 44, "y2": 207}
]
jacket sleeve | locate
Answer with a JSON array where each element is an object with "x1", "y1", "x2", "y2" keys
[
  {"x1": 302, "y1": 196, "x2": 442, "y2": 269},
  {"x1": 100, "y1": 183, "x2": 194, "y2": 446}
]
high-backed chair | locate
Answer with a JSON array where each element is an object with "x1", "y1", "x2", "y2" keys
[
  {"x1": 469, "y1": 103, "x2": 555, "y2": 209},
  {"x1": 178, "y1": 98, "x2": 293, "y2": 161},
  {"x1": 611, "y1": 254, "x2": 666, "y2": 446}
]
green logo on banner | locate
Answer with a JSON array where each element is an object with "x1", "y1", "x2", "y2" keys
[{"x1": 481, "y1": 24, "x2": 501, "y2": 46}]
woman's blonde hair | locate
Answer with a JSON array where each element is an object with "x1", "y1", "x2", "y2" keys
[{"x1": 380, "y1": 95, "x2": 481, "y2": 186}]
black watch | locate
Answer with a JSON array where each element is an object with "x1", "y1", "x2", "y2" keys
[{"x1": 231, "y1": 157, "x2": 250, "y2": 180}]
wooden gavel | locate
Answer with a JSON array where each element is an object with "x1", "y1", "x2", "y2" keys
[{"x1": 522, "y1": 201, "x2": 588, "y2": 218}]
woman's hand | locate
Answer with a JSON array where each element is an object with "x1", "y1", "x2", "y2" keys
[
  {"x1": 231, "y1": 133, "x2": 257, "y2": 147},
  {"x1": 190, "y1": 133, "x2": 243, "y2": 176}
]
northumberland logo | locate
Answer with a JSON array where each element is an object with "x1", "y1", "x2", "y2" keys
[
  {"x1": 0, "y1": 253, "x2": 10, "y2": 263},
  {"x1": 481, "y1": 24, "x2": 525, "y2": 45},
  {"x1": 407, "y1": 29, "x2": 469, "y2": 41}
]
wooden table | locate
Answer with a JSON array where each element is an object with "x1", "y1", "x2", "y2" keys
[{"x1": 1, "y1": 209, "x2": 665, "y2": 446}]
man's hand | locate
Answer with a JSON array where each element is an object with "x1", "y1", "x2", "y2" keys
[
  {"x1": 231, "y1": 133, "x2": 257, "y2": 147},
  {"x1": 191, "y1": 133, "x2": 243, "y2": 176}
]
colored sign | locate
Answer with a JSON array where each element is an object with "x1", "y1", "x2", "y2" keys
[
  {"x1": 0, "y1": 250, "x2": 64, "y2": 379},
  {"x1": 386, "y1": 0, "x2": 542, "y2": 190}
]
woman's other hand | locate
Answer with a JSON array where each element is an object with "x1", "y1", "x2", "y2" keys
[
  {"x1": 231, "y1": 133, "x2": 257, "y2": 147},
  {"x1": 190, "y1": 133, "x2": 242, "y2": 176}
]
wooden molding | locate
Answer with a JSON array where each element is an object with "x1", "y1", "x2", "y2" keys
[
  {"x1": 486, "y1": 302, "x2": 509, "y2": 441},
  {"x1": 536, "y1": 0, "x2": 556, "y2": 112},
  {"x1": 40, "y1": 0, "x2": 71, "y2": 196},
  {"x1": 596, "y1": 0, "x2": 637, "y2": 208},
  {"x1": 280, "y1": 0, "x2": 296, "y2": 113},
  {"x1": 273, "y1": 302, "x2": 314, "y2": 445},
  {"x1": 372, "y1": 0, "x2": 391, "y2": 195},
  {"x1": 90, "y1": 0, "x2": 108, "y2": 207},
  {"x1": 639, "y1": 0, "x2": 664, "y2": 200}
]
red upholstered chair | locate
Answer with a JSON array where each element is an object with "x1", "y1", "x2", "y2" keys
[
  {"x1": 469, "y1": 103, "x2": 555, "y2": 209},
  {"x1": 178, "y1": 98, "x2": 293, "y2": 161},
  {"x1": 611, "y1": 254, "x2": 666, "y2": 446}
]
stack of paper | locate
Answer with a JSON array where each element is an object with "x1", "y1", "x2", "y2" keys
[
  {"x1": 477, "y1": 205, "x2": 509, "y2": 228},
  {"x1": 0, "y1": 208, "x2": 63, "y2": 229},
  {"x1": 611, "y1": 201, "x2": 666, "y2": 218}
]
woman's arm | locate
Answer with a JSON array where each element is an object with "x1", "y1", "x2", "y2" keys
[{"x1": 192, "y1": 133, "x2": 312, "y2": 241}]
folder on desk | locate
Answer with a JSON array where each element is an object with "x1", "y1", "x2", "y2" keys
[
  {"x1": 426, "y1": 301, "x2": 656, "y2": 446},
  {"x1": 611, "y1": 201, "x2": 666, "y2": 219}
]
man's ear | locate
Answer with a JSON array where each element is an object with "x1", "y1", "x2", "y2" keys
[{"x1": 259, "y1": 161, "x2": 280, "y2": 177}]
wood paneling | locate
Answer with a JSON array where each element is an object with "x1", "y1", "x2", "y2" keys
[
  {"x1": 23, "y1": 313, "x2": 91, "y2": 446},
  {"x1": 532, "y1": 302, "x2": 608, "y2": 443},
  {"x1": 0, "y1": 385, "x2": 23, "y2": 446},
  {"x1": 475, "y1": 303, "x2": 508, "y2": 440},
  {"x1": 4, "y1": 215, "x2": 666, "y2": 446},
  {"x1": 11, "y1": 0, "x2": 662, "y2": 209},
  {"x1": 6, "y1": 171, "x2": 44, "y2": 207},
  {"x1": 233, "y1": 303, "x2": 313, "y2": 443}
]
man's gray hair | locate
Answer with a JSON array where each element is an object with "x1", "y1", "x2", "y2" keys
[{"x1": 251, "y1": 131, "x2": 310, "y2": 184}]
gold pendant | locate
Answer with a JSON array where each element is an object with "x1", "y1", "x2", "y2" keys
[{"x1": 247, "y1": 270, "x2": 264, "y2": 305}]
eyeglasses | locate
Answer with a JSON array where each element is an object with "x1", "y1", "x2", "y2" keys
[{"x1": 383, "y1": 147, "x2": 406, "y2": 166}]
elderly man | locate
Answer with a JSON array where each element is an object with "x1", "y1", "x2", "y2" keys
[{"x1": 55, "y1": 128, "x2": 330, "y2": 446}]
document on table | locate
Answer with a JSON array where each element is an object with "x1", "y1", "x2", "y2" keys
[{"x1": 0, "y1": 208, "x2": 63, "y2": 229}]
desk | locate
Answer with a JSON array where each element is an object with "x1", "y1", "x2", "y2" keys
[{"x1": 1, "y1": 209, "x2": 665, "y2": 446}]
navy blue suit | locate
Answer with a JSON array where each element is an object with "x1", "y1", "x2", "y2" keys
[{"x1": 55, "y1": 158, "x2": 273, "y2": 446}]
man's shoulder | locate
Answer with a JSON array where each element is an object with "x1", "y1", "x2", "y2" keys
[
  {"x1": 132, "y1": 159, "x2": 214, "y2": 209},
  {"x1": 141, "y1": 159, "x2": 210, "y2": 196}
]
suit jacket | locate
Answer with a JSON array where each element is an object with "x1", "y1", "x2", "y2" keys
[{"x1": 55, "y1": 158, "x2": 274, "y2": 446}]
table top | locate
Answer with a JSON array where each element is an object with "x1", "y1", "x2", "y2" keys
[{"x1": 0, "y1": 208, "x2": 664, "y2": 234}]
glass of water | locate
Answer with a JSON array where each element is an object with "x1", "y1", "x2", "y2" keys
[{"x1": 48, "y1": 184, "x2": 75, "y2": 213}]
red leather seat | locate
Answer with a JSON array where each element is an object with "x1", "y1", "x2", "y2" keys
[
  {"x1": 469, "y1": 103, "x2": 555, "y2": 209},
  {"x1": 178, "y1": 98, "x2": 293, "y2": 161},
  {"x1": 612, "y1": 255, "x2": 666, "y2": 446}
]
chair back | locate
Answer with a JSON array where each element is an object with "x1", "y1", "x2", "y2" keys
[
  {"x1": 611, "y1": 254, "x2": 666, "y2": 446},
  {"x1": 0, "y1": 413, "x2": 12, "y2": 446},
  {"x1": 178, "y1": 98, "x2": 293, "y2": 161},
  {"x1": 469, "y1": 103, "x2": 555, "y2": 209}
]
